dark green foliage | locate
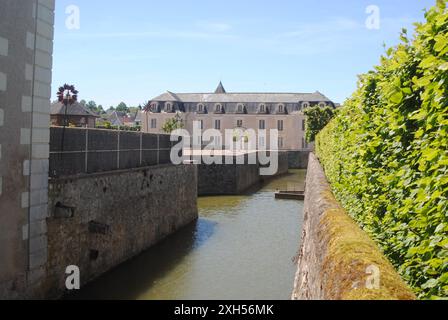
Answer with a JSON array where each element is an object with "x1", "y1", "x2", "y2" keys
[
  {"x1": 116, "y1": 102, "x2": 129, "y2": 113},
  {"x1": 96, "y1": 124, "x2": 141, "y2": 132},
  {"x1": 316, "y1": 3, "x2": 448, "y2": 299},
  {"x1": 304, "y1": 106, "x2": 336, "y2": 142}
]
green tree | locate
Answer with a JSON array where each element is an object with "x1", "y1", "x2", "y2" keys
[
  {"x1": 98, "y1": 105, "x2": 105, "y2": 114},
  {"x1": 86, "y1": 100, "x2": 97, "y2": 112},
  {"x1": 129, "y1": 107, "x2": 140, "y2": 114},
  {"x1": 304, "y1": 106, "x2": 335, "y2": 143},
  {"x1": 116, "y1": 102, "x2": 129, "y2": 113},
  {"x1": 162, "y1": 117, "x2": 184, "y2": 134}
]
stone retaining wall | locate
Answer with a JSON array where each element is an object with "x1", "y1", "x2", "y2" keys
[
  {"x1": 198, "y1": 152, "x2": 289, "y2": 196},
  {"x1": 44, "y1": 164, "x2": 198, "y2": 298},
  {"x1": 286, "y1": 151, "x2": 311, "y2": 169},
  {"x1": 292, "y1": 153, "x2": 415, "y2": 300}
]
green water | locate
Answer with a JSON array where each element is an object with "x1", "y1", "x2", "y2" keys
[{"x1": 69, "y1": 170, "x2": 306, "y2": 300}]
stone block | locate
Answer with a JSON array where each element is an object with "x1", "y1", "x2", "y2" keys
[
  {"x1": 29, "y1": 235, "x2": 47, "y2": 253},
  {"x1": 36, "y1": 19, "x2": 54, "y2": 40},
  {"x1": 29, "y1": 248, "x2": 47, "y2": 269},
  {"x1": 0, "y1": 72, "x2": 7, "y2": 91},
  {"x1": 0, "y1": 37, "x2": 8, "y2": 56}
]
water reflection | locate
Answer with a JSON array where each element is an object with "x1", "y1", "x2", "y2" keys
[{"x1": 68, "y1": 170, "x2": 306, "y2": 300}]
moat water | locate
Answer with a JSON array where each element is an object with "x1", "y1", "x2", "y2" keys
[{"x1": 68, "y1": 170, "x2": 306, "y2": 300}]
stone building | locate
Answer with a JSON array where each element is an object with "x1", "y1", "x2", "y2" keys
[
  {"x1": 0, "y1": 0, "x2": 55, "y2": 299},
  {"x1": 143, "y1": 82, "x2": 336, "y2": 151},
  {"x1": 50, "y1": 101, "x2": 98, "y2": 128}
]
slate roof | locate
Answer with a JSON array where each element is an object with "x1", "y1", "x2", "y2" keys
[
  {"x1": 134, "y1": 110, "x2": 143, "y2": 123},
  {"x1": 152, "y1": 92, "x2": 330, "y2": 103},
  {"x1": 107, "y1": 111, "x2": 125, "y2": 126},
  {"x1": 148, "y1": 83, "x2": 335, "y2": 114},
  {"x1": 215, "y1": 81, "x2": 227, "y2": 94},
  {"x1": 51, "y1": 102, "x2": 99, "y2": 117},
  {"x1": 151, "y1": 81, "x2": 332, "y2": 104}
]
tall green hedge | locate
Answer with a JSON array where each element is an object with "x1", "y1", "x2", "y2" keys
[
  {"x1": 304, "y1": 106, "x2": 336, "y2": 143},
  {"x1": 316, "y1": 2, "x2": 448, "y2": 299}
]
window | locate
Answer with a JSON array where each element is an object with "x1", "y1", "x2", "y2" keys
[
  {"x1": 259, "y1": 136, "x2": 266, "y2": 148},
  {"x1": 278, "y1": 104, "x2": 285, "y2": 113},
  {"x1": 215, "y1": 104, "x2": 222, "y2": 113},
  {"x1": 198, "y1": 104, "x2": 204, "y2": 113},
  {"x1": 259, "y1": 104, "x2": 266, "y2": 113},
  {"x1": 301, "y1": 102, "x2": 310, "y2": 110},
  {"x1": 259, "y1": 120, "x2": 266, "y2": 130},
  {"x1": 151, "y1": 119, "x2": 157, "y2": 129},
  {"x1": 150, "y1": 103, "x2": 158, "y2": 112},
  {"x1": 237, "y1": 120, "x2": 243, "y2": 128},
  {"x1": 278, "y1": 137, "x2": 284, "y2": 149},
  {"x1": 199, "y1": 120, "x2": 204, "y2": 130},
  {"x1": 302, "y1": 119, "x2": 306, "y2": 131},
  {"x1": 237, "y1": 104, "x2": 244, "y2": 113},
  {"x1": 165, "y1": 103, "x2": 172, "y2": 112},
  {"x1": 302, "y1": 137, "x2": 308, "y2": 150},
  {"x1": 215, "y1": 119, "x2": 221, "y2": 130},
  {"x1": 319, "y1": 102, "x2": 327, "y2": 108},
  {"x1": 278, "y1": 120, "x2": 284, "y2": 131},
  {"x1": 213, "y1": 135, "x2": 222, "y2": 147}
]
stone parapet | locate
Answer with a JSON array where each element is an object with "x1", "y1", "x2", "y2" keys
[{"x1": 292, "y1": 153, "x2": 415, "y2": 300}]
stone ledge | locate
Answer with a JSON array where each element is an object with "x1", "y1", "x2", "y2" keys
[{"x1": 292, "y1": 153, "x2": 415, "y2": 300}]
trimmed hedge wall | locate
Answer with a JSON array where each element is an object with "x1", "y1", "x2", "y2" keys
[{"x1": 316, "y1": 3, "x2": 447, "y2": 299}]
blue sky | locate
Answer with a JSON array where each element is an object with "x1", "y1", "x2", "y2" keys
[{"x1": 52, "y1": 0, "x2": 436, "y2": 108}]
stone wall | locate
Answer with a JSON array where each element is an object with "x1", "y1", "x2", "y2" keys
[
  {"x1": 44, "y1": 164, "x2": 198, "y2": 298},
  {"x1": 277, "y1": 152, "x2": 289, "y2": 176},
  {"x1": 198, "y1": 152, "x2": 289, "y2": 196},
  {"x1": 0, "y1": 0, "x2": 55, "y2": 299},
  {"x1": 198, "y1": 161, "x2": 260, "y2": 196},
  {"x1": 292, "y1": 153, "x2": 415, "y2": 300},
  {"x1": 286, "y1": 151, "x2": 311, "y2": 169}
]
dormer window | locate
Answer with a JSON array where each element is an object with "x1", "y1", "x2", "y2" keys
[
  {"x1": 259, "y1": 104, "x2": 266, "y2": 113},
  {"x1": 198, "y1": 103, "x2": 205, "y2": 113},
  {"x1": 318, "y1": 102, "x2": 327, "y2": 108},
  {"x1": 237, "y1": 104, "x2": 245, "y2": 113},
  {"x1": 301, "y1": 102, "x2": 310, "y2": 110},
  {"x1": 150, "y1": 103, "x2": 158, "y2": 112},
  {"x1": 215, "y1": 104, "x2": 223, "y2": 113},
  {"x1": 278, "y1": 104, "x2": 285, "y2": 114},
  {"x1": 165, "y1": 102, "x2": 173, "y2": 112}
]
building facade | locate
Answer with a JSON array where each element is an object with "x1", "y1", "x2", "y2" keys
[
  {"x1": 51, "y1": 101, "x2": 98, "y2": 128},
  {"x1": 0, "y1": 0, "x2": 55, "y2": 299},
  {"x1": 142, "y1": 82, "x2": 335, "y2": 151}
]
